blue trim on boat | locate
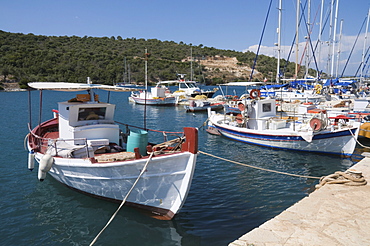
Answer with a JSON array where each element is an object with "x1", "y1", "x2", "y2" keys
[
  {"x1": 215, "y1": 124, "x2": 354, "y2": 142},
  {"x1": 208, "y1": 124, "x2": 355, "y2": 157}
]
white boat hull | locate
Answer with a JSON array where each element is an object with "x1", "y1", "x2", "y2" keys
[
  {"x1": 131, "y1": 96, "x2": 176, "y2": 105},
  {"x1": 208, "y1": 114, "x2": 359, "y2": 157},
  {"x1": 33, "y1": 151, "x2": 196, "y2": 218}
]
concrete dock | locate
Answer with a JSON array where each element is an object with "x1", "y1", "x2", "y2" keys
[{"x1": 230, "y1": 155, "x2": 370, "y2": 246}]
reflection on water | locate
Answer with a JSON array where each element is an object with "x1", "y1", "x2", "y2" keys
[{"x1": 2, "y1": 89, "x2": 370, "y2": 246}]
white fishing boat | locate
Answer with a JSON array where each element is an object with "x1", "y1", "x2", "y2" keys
[
  {"x1": 207, "y1": 97, "x2": 360, "y2": 157},
  {"x1": 26, "y1": 78, "x2": 198, "y2": 220},
  {"x1": 130, "y1": 86, "x2": 176, "y2": 106},
  {"x1": 161, "y1": 73, "x2": 218, "y2": 99}
]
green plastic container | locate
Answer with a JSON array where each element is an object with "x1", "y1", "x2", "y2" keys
[{"x1": 126, "y1": 130, "x2": 148, "y2": 156}]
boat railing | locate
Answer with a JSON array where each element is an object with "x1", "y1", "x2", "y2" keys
[
  {"x1": 28, "y1": 129, "x2": 91, "y2": 157},
  {"x1": 114, "y1": 121, "x2": 184, "y2": 143}
]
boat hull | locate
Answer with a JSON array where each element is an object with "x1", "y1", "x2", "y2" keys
[
  {"x1": 33, "y1": 151, "x2": 197, "y2": 219},
  {"x1": 208, "y1": 116, "x2": 359, "y2": 157},
  {"x1": 185, "y1": 103, "x2": 224, "y2": 112},
  {"x1": 131, "y1": 96, "x2": 176, "y2": 105}
]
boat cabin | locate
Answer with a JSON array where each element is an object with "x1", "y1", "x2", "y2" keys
[
  {"x1": 245, "y1": 98, "x2": 277, "y2": 130},
  {"x1": 58, "y1": 100, "x2": 120, "y2": 145}
]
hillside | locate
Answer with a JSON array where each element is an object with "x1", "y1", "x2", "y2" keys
[{"x1": 0, "y1": 30, "x2": 310, "y2": 88}]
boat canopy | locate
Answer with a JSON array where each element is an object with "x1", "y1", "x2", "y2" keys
[
  {"x1": 28, "y1": 82, "x2": 142, "y2": 92},
  {"x1": 322, "y1": 78, "x2": 356, "y2": 87},
  {"x1": 260, "y1": 84, "x2": 288, "y2": 89},
  {"x1": 221, "y1": 82, "x2": 265, "y2": 86}
]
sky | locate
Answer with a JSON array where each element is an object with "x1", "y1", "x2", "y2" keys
[{"x1": 1, "y1": 0, "x2": 370, "y2": 77}]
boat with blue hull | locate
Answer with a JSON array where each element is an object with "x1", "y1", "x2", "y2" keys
[{"x1": 207, "y1": 97, "x2": 360, "y2": 157}]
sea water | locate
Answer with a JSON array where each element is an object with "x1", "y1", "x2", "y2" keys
[{"x1": 0, "y1": 88, "x2": 368, "y2": 245}]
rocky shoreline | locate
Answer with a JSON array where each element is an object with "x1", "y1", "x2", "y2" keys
[{"x1": 1, "y1": 82, "x2": 26, "y2": 92}]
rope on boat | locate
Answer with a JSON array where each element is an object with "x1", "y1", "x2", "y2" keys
[
  {"x1": 199, "y1": 116, "x2": 211, "y2": 130},
  {"x1": 152, "y1": 137, "x2": 184, "y2": 153},
  {"x1": 89, "y1": 151, "x2": 155, "y2": 246},
  {"x1": 198, "y1": 150, "x2": 321, "y2": 179},
  {"x1": 349, "y1": 128, "x2": 370, "y2": 149}
]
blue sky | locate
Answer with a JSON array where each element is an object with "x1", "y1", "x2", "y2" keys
[{"x1": 2, "y1": 0, "x2": 370, "y2": 76}]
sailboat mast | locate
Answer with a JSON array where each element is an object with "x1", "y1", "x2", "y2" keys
[
  {"x1": 330, "y1": 0, "x2": 339, "y2": 78},
  {"x1": 295, "y1": 0, "x2": 300, "y2": 79},
  {"x1": 276, "y1": 0, "x2": 282, "y2": 84},
  {"x1": 335, "y1": 19, "x2": 343, "y2": 78},
  {"x1": 328, "y1": 0, "x2": 334, "y2": 77},
  {"x1": 318, "y1": 0, "x2": 324, "y2": 79},
  {"x1": 124, "y1": 57, "x2": 127, "y2": 83},
  {"x1": 361, "y1": 8, "x2": 370, "y2": 84},
  {"x1": 305, "y1": 0, "x2": 311, "y2": 79},
  {"x1": 145, "y1": 48, "x2": 148, "y2": 90},
  {"x1": 190, "y1": 47, "x2": 193, "y2": 81}
]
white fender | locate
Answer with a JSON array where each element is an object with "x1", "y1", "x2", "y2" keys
[
  {"x1": 28, "y1": 150, "x2": 35, "y2": 171},
  {"x1": 38, "y1": 154, "x2": 54, "y2": 181}
]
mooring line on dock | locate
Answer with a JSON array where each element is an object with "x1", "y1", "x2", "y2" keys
[
  {"x1": 198, "y1": 150, "x2": 321, "y2": 179},
  {"x1": 349, "y1": 128, "x2": 370, "y2": 149},
  {"x1": 89, "y1": 151, "x2": 155, "y2": 246}
]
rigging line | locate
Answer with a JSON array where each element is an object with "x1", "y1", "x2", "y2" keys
[
  {"x1": 89, "y1": 151, "x2": 155, "y2": 246},
  {"x1": 340, "y1": 16, "x2": 367, "y2": 78},
  {"x1": 249, "y1": 0, "x2": 273, "y2": 82},
  {"x1": 282, "y1": 0, "x2": 308, "y2": 78},
  {"x1": 355, "y1": 46, "x2": 370, "y2": 77},
  {"x1": 298, "y1": 0, "x2": 321, "y2": 76},
  {"x1": 198, "y1": 150, "x2": 321, "y2": 179},
  {"x1": 312, "y1": 1, "x2": 332, "y2": 55}
]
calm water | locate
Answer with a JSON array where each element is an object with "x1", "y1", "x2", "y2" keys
[{"x1": 0, "y1": 87, "x2": 367, "y2": 245}]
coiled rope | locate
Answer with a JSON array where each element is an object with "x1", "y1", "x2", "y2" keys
[
  {"x1": 198, "y1": 150, "x2": 321, "y2": 179},
  {"x1": 89, "y1": 151, "x2": 154, "y2": 246},
  {"x1": 315, "y1": 170, "x2": 367, "y2": 189}
]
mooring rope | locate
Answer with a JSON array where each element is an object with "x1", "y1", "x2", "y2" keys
[
  {"x1": 315, "y1": 170, "x2": 367, "y2": 189},
  {"x1": 349, "y1": 128, "x2": 370, "y2": 149},
  {"x1": 199, "y1": 116, "x2": 211, "y2": 130},
  {"x1": 89, "y1": 151, "x2": 154, "y2": 246},
  {"x1": 198, "y1": 150, "x2": 321, "y2": 179}
]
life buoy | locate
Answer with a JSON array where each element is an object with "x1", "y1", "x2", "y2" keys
[
  {"x1": 314, "y1": 84, "x2": 322, "y2": 94},
  {"x1": 236, "y1": 114, "x2": 244, "y2": 124},
  {"x1": 238, "y1": 103, "x2": 245, "y2": 111},
  {"x1": 250, "y1": 89, "x2": 261, "y2": 99},
  {"x1": 310, "y1": 118, "x2": 323, "y2": 132}
]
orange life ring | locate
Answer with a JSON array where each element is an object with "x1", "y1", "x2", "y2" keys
[
  {"x1": 250, "y1": 89, "x2": 261, "y2": 99},
  {"x1": 236, "y1": 114, "x2": 244, "y2": 124},
  {"x1": 310, "y1": 118, "x2": 323, "y2": 132},
  {"x1": 238, "y1": 103, "x2": 245, "y2": 111}
]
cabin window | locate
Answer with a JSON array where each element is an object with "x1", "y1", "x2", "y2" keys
[
  {"x1": 179, "y1": 83, "x2": 188, "y2": 89},
  {"x1": 78, "y1": 107, "x2": 106, "y2": 121},
  {"x1": 262, "y1": 103, "x2": 272, "y2": 112}
]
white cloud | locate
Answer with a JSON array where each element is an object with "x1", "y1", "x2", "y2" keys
[{"x1": 244, "y1": 33, "x2": 369, "y2": 76}]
